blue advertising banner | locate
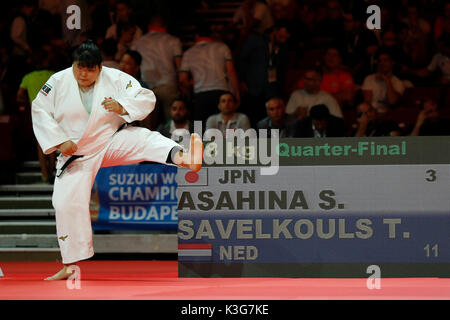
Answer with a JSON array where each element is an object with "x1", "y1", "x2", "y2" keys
[{"x1": 90, "y1": 163, "x2": 178, "y2": 230}]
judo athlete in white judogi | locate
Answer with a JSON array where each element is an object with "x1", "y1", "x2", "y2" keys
[{"x1": 32, "y1": 40, "x2": 202, "y2": 280}]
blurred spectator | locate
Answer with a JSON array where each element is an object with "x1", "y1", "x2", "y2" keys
[
  {"x1": 17, "y1": 47, "x2": 54, "y2": 105},
  {"x1": 0, "y1": 46, "x2": 10, "y2": 114},
  {"x1": 105, "y1": 0, "x2": 142, "y2": 42},
  {"x1": 403, "y1": 33, "x2": 450, "y2": 86},
  {"x1": 119, "y1": 50, "x2": 147, "y2": 88},
  {"x1": 115, "y1": 21, "x2": 136, "y2": 62},
  {"x1": 16, "y1": 47, "x2": 56, "y2": 183},
  {"x1": 256, "y1": 97, "x2": 296, "y2": 137},
  {"x1": 157, "y1": 97, "x2": 193, "y2": 142},
  {"x1": 341, "y1": 10, "x2": 359, "y2": 62},
  {"x1": 131, "y1": 15, "x2": 182, "y2": 127},
  {"x1": 101, "y1": 38, "x2": 120, "y2": 69},
  {"x1": 354, "y1": 102, "x2": 401, "y2": 137},
  {"x1": 410, "y1": 99, "x2": 450, "y2": 136},
  {"x1": 90, "y1": 0, "x2": 117, "y2": 39},
  {"x1": 10, "y1": 0, "x2": 35, "y2": 57},
  {"x1": 9, "y1": 0, "x2": 36, "y2": 87},
  {"x1": 39, "y1": 0, "x2": 61, "y2": 15},
  {"x1": 311, "y1": 0, "x2": 345, "y2": 48},
  {"x1": 361, "y1": 50, "x2": 405, "y2": 114},
  {"x1": 267, "y1": 0, "x2": 299, "y2": 21},
  {"x1": 179, "y1": 24, "x2": 240, "y2": 126},
  {"x1": 232, "y1": 0, "x2": 274, "y2": 36},
  {"x1": 205, "y1": 92, "x2": 251, "y2": 137},
  {"x1": 400, "y1": 2, "x2": 432, "y2": 67},
  {"x1": 321, "y1": 47, "x2": 355, "y2": 107},
  {"x1": 238, "y1": 20, "x2": 292, "y2": 126},
  {"x1": 33, "y1": 2, "x2": 62, "y2": 46},
  {"x1": 426, "y1": 33, "x2": 450, "y2": 85},
  {"x1": 286, "y1": 67, "x2": 343, "y2": 120},
  {"x1": 297, "y1": 47, "x2": 355, "y2": 108},
  {"x1": 297, "y1": 2, "x2": 316, "y2": 31},
  {"x1": 292, "y1": 2, "x2": 316, "y2": 53},
  {"x1": 401, "y1": 2, "x2": 432, "y2": 36},
  {"x1": 288, "y1": 104, "x2": 347, "y2": 138},
  {"x1": 433, "y1": 2, "x2": 450, "y2": 41},
  {"x1": 283, "y1": 3, "x2": 309, "y2": 59},
  {"x1": 381, "y1": 30, "x2": 413, "y2": 77},
  {"x1": 118, "y1": 49, "x2": 147, "y2": 128},
  {"x1": 341, "y1": 11, "x2": 380, "y2": 83},
  {"x1": 0, "y1": 90, "x2": 4, "y2": 114},
  {"x1": 379, "y1": 6, "x2": 396, "y2": 33},
  {"x1": 0, "y1": 6, "x2": 10, "y2": 47},
  {"x1": 269, "y1": 2, "x2": 286, "y2": 22},
  {"x1": 394, "y1": 20, "x2": 425, "y2": 75},
  {"x1": 230, "y1": 0, "x2": 275, "y2": 57}
]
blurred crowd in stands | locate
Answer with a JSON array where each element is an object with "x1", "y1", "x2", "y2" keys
[{"x1": 1, "y1": 0, "x2": 450, "y2": 169}]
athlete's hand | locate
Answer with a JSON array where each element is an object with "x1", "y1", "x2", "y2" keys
[
  {"x1": 57, "y1": 141, "x2": 78, "y2": 156},
  {"x1": 102, "y1": 97, "x2": 128, "y2": 115}
]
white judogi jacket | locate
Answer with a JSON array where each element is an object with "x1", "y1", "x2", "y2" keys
[{"x1": 32, "y1": 66, "x2": 156, "y2": 156}]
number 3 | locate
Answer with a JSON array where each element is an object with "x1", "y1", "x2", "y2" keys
[{"x1": 425, "y1": 169, "x2": 437, "y2": 182}]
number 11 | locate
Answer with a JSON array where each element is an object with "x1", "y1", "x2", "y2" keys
[{"x1": 424, "y1": 244, "x2": 439, "y2": 257}]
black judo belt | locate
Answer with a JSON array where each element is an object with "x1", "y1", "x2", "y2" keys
[{"x1": 56, "y1": 123, "x2": 127, "y2": 178}]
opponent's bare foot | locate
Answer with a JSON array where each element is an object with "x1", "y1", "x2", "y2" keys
[
  {"x1": 44, "y1": 265, "x2": 75, "y2": 280},
  {"x1": 174, "y1": 133, "x2": 203, "y2": 172}
]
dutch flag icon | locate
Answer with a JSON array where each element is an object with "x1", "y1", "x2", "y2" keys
[{"x1": 178, "y1": 243, "x2": 212, "y2": 261}]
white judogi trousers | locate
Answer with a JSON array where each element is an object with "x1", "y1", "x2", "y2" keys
[{"x1": 52, "y1": 126, "x2": 179, "y2": 264}]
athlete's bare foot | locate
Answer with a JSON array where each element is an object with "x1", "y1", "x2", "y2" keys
[
  {"x1": 173, "y1": 133, "x2": 203, "y2": 172},
  {"x1": 44, "y1": 265, "x2": 76, "y2": 280}
]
